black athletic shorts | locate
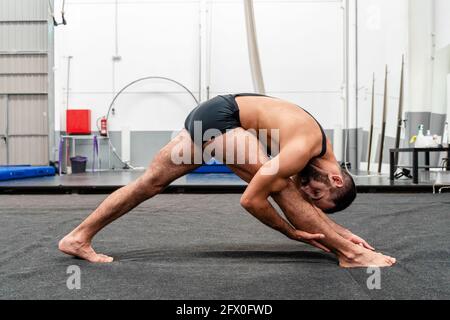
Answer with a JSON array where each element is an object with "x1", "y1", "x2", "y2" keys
[
  {"x1": 184, "y1": 94, "x2": 263, "y2": 145},
  {"x1": 184, "y1": 93, "x2": 327, "y2": 157}
]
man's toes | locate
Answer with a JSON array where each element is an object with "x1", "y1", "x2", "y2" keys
[
  {"x1": 387, "y1": 256, "x2": 396, "y2": 263},
  {"x1": 98, "y1": 254, "x2": 114, "y2": 263}
]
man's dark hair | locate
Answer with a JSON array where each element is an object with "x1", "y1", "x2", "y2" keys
[{"x1": 324, "y1": 170, "x2": 356, "y2": 214}]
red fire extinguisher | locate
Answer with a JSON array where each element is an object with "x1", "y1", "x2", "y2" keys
[{"x1": 100, "y1": 117, "x2": 108, "y2": 136}]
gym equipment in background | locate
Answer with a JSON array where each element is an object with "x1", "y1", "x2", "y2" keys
[
  {"x1": 192, "y1": 159, "x2": 233, "y2": 174},
  {"x1": 105, "y1": 76, "x2": 198, "y2": 170},
  {"x1": 378, "y1": 65, "x2": 389, "y2": 174},
  {"x1": 367, "y1": 73, "x2": 375, "y2": 173},
  {"x1": 394, "y1": 55, "x2": 405, "y2": 167},
  {"x1": 0, "y1": 166, "x2": 56, "y2": 182}
]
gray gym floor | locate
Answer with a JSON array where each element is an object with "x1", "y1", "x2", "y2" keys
[{"x1": 0, "y1": 193, "x2": 448, "y2": 300}]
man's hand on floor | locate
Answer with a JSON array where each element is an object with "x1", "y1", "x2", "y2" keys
[
  {"x1": 286, "y1": 229, "x2": 331, "y2": 253},
  {"x1": 341, "y1": 231, "x2": 375, "y2": 251},
  {"x1": 312, "y1": 206, "x2": 376, "y2": 252}
]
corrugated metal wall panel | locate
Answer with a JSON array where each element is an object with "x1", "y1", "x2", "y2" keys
[
  {"x1": 0, "y1": 95, "x2": 6, "y2": 133},
  {"x1": 0, "y1": 95, "x2": 6, "y2": 165},
  {"x1": 0, "y1": 142, "x2": 6, "y2": 164},
  {"x1": 0, "y1": 0, "x2": 48, "y2": 21},
  {"x1": 0, "y1": 0, "x2": 52, "y2": 166},
  {"x1": 8, "y1": 136, "x2": 49, "y2": 165},
  {"x1": 8, "y1": 95, "x2": 48, "y2": 135},
  {"x1": 0, "y1": 74, "x2": 48, "y2": 93},
  {"x1": 0, "y1": 22, "x2": 48, "y2": 52},
  {"x1": 0, "y1": 54, "x2": 47, "y2": 74}
]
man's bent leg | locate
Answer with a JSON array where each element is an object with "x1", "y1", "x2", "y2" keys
[
  {"x1": 59, "y1": 130, "x2": 200, "y2": 263},
  {"x1": 217, "y1": 128, "x2": 395, "y2": 268}
]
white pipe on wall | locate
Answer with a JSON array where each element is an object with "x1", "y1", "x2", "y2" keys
[
  {"x1": 199, "y1": 0, "x2": 208, "y2": 102},
  {"x1": 447, "y1": 74, "x2": 450, "y2": 121},
  {"x1": 121, "y1": 126, "x2": 131, "y2": 165},
  {"x1": 333, "y1": 126, "x2": 344, "y2": 162},
  {"x1": 341, "y1": 0, "x2": 350, "y2": 164},
  {"x1": 243, "y1": 0, "x2": 265, "y2": 94}
]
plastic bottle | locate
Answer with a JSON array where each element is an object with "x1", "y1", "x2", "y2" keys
[
  {"x1": 418, "y1": 125, "x2": 424, "y2": 137},
  {"x1": 426, "y1": 130, "x2": 434, "y2": 147},
  {"x1": 415, "y1": 125, "x2": 425, "y2": 148}
]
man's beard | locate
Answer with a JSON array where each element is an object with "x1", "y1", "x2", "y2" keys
[{"x1": 299, "y1": 165, "x2": 331, "y2": 186}]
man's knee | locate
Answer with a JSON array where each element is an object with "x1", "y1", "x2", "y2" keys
[
  {"x1": 136, "y1": 171, "x2": 167, "y2": 197},
  {"x1": 240, "y1": 194, "x2": 258, "y2": 211}
]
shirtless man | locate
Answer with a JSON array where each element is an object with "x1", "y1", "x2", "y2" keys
[{"x1": 59, "y1": 94, "x2": 396, "y2": 268}]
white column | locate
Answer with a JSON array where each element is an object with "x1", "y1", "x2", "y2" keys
[
  {"x1": 407, "y1": 0, "x2": 435, "y2": 113},
  {"x1": 199, "y1": 0, "x2": 209, "y2": 102}
]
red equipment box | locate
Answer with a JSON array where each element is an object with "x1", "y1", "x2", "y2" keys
[{"x1": 66, "y1": 109, "x2": 91, "y2": 135}]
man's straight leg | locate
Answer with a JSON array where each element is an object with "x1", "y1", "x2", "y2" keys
[{"x1": 59, "y1": 129, "x2": 200, "y2": 263}]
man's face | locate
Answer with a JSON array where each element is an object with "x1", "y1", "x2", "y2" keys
[{"x1": 298, "y1": 165, "x2": 336, "y2": 212}]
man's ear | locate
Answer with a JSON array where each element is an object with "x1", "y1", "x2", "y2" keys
[{"x1": 330, "y1": 174, "x2": 344, "y2": 188}]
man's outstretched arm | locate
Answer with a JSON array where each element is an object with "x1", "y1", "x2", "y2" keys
[
  {"x1": 314, "y1": 207, "x2": 375, "y2": 251},
  {"x1": 271, "y1": 180, "x2": 373, "y2": 257},
  {"x1": 225, "y1": 128, "x2": 394, "y2": 267},
  {"x1": 240, "y1": 148, "x2": 365, "y2": 260},
  {"x1": 236, "y1": 192, "x2": 327, "y2": 249}
]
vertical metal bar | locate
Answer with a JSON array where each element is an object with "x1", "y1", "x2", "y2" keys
[
  {"x1": 48, "y1": 0, "x2": 56, "y2": 163},
  {"x1": 367, "y1": 74, "x2": 375, "y2": 172},
  {"x1": 66, "y1": 56, "x2": 72, "y2": 111},
  {"x1": 96, "y1": 139, "x2": 100, "y2": 171},
  {"x1": 447, "y1": 148, "x2": 450, "y2": 171},
  {"x1": 394, "y1": 55, "x2": 405, "y2": 166},
  {"x1": 114, "y1": 0, "x2": 119, "y2": 57},
  {"x1": 92, "y1": 136, "x2": 96, "y2": 172},
  {"x1": 354, "y1": 0, "x2": 359, "y2": 171},
  {"x1": 198, "y1": 0, "x2": 203, "y2": 102},
  {"x1": 108, "y1": 138, "x2": 111, "y2": 170},
  {"x1": 205, "y1": 0, "x2": 214, "y2": 101},
  {"x1": 112, "y1": 0, "x2": 121, "y2": 110},
  {"x1": 390, "y1": 150, "x2": 395, "y2": 181},
  {"x1": 5, "y1": 95, "x2": 9, "y2": 165},
  {"x1": 378, "y1": 65, "x2": 388, "y2": 174},
  {"x1": 425, "y1": 152, "x2": 430, "y2": 171},
  {"x1": 412, "y1": 150, "x2": 419, "y2": 184},
  {"x1": 342, "y1": 0, "x2": 350, "y2": 166},
  {"x1": 0, "y1": 95, "x2": 5, "y2": 164},
  {"x1": 59, "y1": 138, "x2": 63, "y2": 175},
  {"x1": 64, "y1": 138, "x2": 70, "y2": 174}
]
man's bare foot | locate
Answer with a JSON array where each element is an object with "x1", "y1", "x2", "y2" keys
[
  {"x1": 58, "y1": 234, "x2": 114, "y2": 263},
  {"x1": 339, "y1": 247, "x2": 396, "y2": 268}
]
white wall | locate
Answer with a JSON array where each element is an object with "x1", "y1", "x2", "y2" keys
[
  {"x1": 435, "y1": 0, "x2": 450, "y2": 50},
  {"x1": 55, "y1": 0, "x2": 202, "y2": 132},
  {"x1": 408, "y1": 0, "x2": 434, "y2": 114},
  {"x1": 355, "y1": 0, "x2": 409, "y2": 139},
  {"x1": 53, "y1": 0, "x2": 448, "y2": 141},
  {"x1": 433, "y1": 0, "x2": 450, "y2": 118},
  {"x1": 54, "y1": 0, "x2": 345, "y2": 133}
]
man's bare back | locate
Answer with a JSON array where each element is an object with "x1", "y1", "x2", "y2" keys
[{"x1": 237, "y1": 95, "x2": 323, "y2": 157}]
